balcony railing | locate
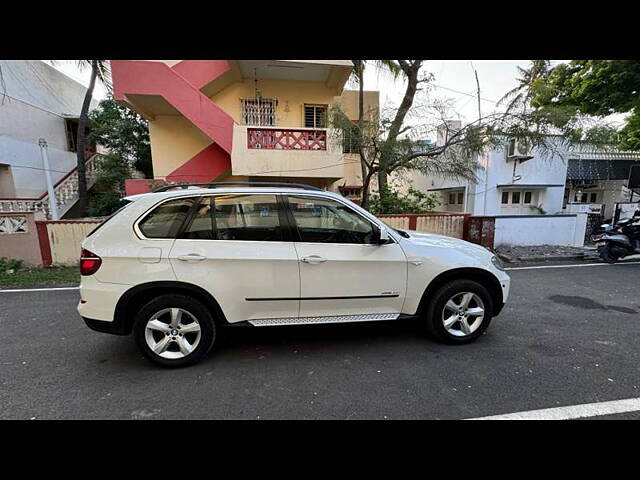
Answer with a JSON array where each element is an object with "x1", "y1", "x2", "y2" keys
[
  {"x1": 0, "y1": 154, "x2": 103, "y2": 219},
  {"x1": 247, "y1": 127, "x2": 327, "y2": 151}
]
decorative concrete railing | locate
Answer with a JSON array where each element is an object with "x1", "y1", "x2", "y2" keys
[
  {"x1": 0, "y1": 154, "x2": 102, "y2": 219},
  {"x1": 571, "y1": 150, "x2": 640, "y2": 160},
  {"x1": 247, "y1": 127, "x2": 327, "y2": 151},
  {"x1": 0, "y1": 215, "x2": 29, "y2": 234}
]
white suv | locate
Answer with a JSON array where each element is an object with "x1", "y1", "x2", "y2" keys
[{"x1": 78, "y1": 183, "x2": 510, "y2": 367}]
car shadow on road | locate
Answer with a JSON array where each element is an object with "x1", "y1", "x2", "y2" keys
[
  {"x1": 216, "y1": 318, "x2": 434, "y2": 352},
  {"x1": 85, "y1": 318, "x2": 469, "y2": 371}
]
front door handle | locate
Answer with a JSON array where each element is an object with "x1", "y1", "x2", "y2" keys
[
  {"x1": 301, "y1": 255, "x2": 327, "y2": 264},
  {"x1": 177, "y1": 254, "x2": 207, "y2": 262}
]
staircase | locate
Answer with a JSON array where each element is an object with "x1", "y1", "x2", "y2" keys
[{"x1": 0, "y1": 154, "x2": 102, "y2": 219}]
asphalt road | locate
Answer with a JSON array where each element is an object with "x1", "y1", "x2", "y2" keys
[{"x1": 2, "y1": 263, "x2": 640, "y2": 420}]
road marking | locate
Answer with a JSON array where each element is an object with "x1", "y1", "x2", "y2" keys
[
  {"x1": 506, "y1": 261, "x2": 640, "y2": 271},
  {"x1": 0, "y1": 286, "x2": 79, "y2": 293},
  {"x1": 468, "y1": 397, "x2": 640, "y2": 420}
]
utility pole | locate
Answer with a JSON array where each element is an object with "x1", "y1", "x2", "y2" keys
[
  {"x1": 474, "y1": 69, "x2": 481, "y2": 121},
  {"x1": 38, "y1": 138, "x2": 59, "y2": 220}
]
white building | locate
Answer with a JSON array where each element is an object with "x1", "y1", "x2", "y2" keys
[
  {"x1": 401, "y1": 123, "x2": 640, "y2": 220},
  {"x1": 0, "y1": 60, "x2": 99, "y2": 218}
]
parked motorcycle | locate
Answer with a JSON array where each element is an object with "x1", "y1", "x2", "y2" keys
[{"x1": 592, "y1": 209, "x2": 640, "y2": 263}]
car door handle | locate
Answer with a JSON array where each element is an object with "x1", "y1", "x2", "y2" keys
[
  {"x1": 177, "y1": 254, "x2": 207, "y2": 262},
  {"x1": 301, "y1": 255, "x2": 327, "y2": 264}
]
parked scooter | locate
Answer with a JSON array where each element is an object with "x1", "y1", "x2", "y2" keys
[{"x1": 592, "y1": 209, "x2": 640, "y2": 263}]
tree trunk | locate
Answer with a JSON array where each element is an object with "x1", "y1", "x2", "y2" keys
[
  {"x1": 76, "y1": 61, "x2": 98, "y2": 217},
  {"x1": 355, "y1": 61, "x2": 370, "y2": 208},
  {"x1": 377, "y1": 61, "x2": 421, "y2": 199},
  {"x1": 361, "y1": 170, "x2": 373, "y2": 209},
  {"x1": 358, "y1": 60, "x2": 369, "y2": 208}
]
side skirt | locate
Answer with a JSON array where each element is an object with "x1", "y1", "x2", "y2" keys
[{"x1": 247, "y1": 313, "x2": 401, "y2": 327}]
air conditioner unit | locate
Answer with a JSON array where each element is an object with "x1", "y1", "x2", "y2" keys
[{"x1": 506, "y1": 139, "x2": 533, "y2": 161}]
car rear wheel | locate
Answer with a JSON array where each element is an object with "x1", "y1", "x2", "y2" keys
[
  {"x1": 424, "y1": 279, "x2": 493, "y2": 344},
  {"x1": 133, "y1": 294, "x2": 216, "y2": 368}
]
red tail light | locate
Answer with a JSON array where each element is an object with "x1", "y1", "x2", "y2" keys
[{"x1": 80, "y1": 248, "x2": 102, "y2": 276}]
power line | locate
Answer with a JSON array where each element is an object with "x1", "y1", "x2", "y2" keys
[
  {"x1": 5, "y1": 163, "x2": 72, "y2": 175},
  {"x1": 431, "y1": 83, "x2": 499, "y2": 105}
]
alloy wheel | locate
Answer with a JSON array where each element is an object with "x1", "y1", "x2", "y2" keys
[
  {"x1": 144, "y1": 308, "x2": 202, "y2": 359},
  {"x1": 441, "y1": 292, "x2": 485, "y2": 337}
]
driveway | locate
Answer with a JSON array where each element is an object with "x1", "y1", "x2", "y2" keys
[{"x1": 1, "y1": 262, "x2": 639, "y2": 419}]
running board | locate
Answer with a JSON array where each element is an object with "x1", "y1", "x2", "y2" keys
[{"x1": 248, "y1": 313, "x2": 400, "y2": 327}]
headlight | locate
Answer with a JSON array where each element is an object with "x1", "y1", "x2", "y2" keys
[{"x1": 491, "y1": 255, "x2": 505, "y2": 271}]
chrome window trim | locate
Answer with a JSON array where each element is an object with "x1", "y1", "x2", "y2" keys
[{"x1": 133, "y1": 191, "x2": 285, "y2": 241}]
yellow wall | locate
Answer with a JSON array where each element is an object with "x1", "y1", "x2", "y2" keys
[
  {"x1": 148, "y1": 116, "x2": 213, "y2": 177},
  {"x1": 334, "y1": 90, "x2": 379, "y2": 123},
  {"x1": 145, "y1": 73, "x2": 379, "y2": 191},
  {"x1": 211, "y1": 78, "x2": 341, "y2": 127}
]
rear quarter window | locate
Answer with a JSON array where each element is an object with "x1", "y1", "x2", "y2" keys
[
  {"x1": 86, "y1": 199, "x2": 133, "y2": 237},
  {"x1": 138, "y1": 197, "x2": 195, "y2": 238}
]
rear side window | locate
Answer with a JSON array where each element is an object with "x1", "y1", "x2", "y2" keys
[
  {"x1": 181, "y1": 194, "x2": 283, "y2": 241},
  {"x1": 138, "y1": 198, "x2": 194, "y2": 238},
  {"x1": 86, "y1": 199, "x2": 133, "y2": 237}
]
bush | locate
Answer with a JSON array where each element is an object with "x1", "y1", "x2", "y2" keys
[
  {"x1": 0, "y1": 257, "x2": 24, "y2": 272},
  {"x1": 88, "y1": 154, "x2": 131, "y2": 217},
  {"x1": 368, "y1": 185, "x2": 440, "y2": 214}
]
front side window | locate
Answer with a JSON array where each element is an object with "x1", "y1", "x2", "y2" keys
[
  {"x1": 182, "y1": 194, "x2": 283, "y2": 242},
  {"x1": 287, "y1": 195, "x2": 376, "y2": 244},
  {"x1": 138, "y1": 198, "x2": 195, "y2": 238},
  {"x1": 501, "y1": 191, "x2": 509, "y2": 204},
  {"x1": 511, "y1": 191, "x2": 521, "y2": 204}
]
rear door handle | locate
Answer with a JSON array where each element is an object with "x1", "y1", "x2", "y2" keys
[
  {"x1": 301, "y1": 255, "x2": 327, "y2": 264},
  {"x1": 177, "y1": 254, "x2": 207, "y2": 262}
]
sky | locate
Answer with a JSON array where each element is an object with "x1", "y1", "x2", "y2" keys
[
  {"x1": 362, "y1": 60, "x2": 533, "y2": 122},
  {"x1": 47, "y1": 59, "x2": 552, "y2": 125}
]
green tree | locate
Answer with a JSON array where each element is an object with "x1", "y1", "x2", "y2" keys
[
  {"x1": 74, "y1": 60, "x2": 111, "y2": 217},
  {"x1": 87, "y1": 154, "x2": 131, "y2": 217},
  {"x1": 368, "y1": 184, "x2": 440, "y2": 215},
  {"x1": 89, "y1": 96, "x2": 153, "y2": 177},
  {"x1": 527, "y1": 60, "x2": 640, "y2": 150}
]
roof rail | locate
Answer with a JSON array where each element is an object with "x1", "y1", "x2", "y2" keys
[{"x1": 152, "y1": 181, "x2": 323, "y2": 193}]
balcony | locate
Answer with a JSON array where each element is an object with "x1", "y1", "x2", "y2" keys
[
  {"x1": 231, "y1": 125, "x2": 344, "y2": 179},
  {"x1": 247, "y1": 128, "x2": 327, "y2": 151}
]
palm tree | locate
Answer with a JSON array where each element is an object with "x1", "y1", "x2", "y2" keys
[
  {"x1": 350, "y1": 60, "x2": 403, "y2": 207},
  {"x1": 73, "y1": 60, "x2": 111, "y2": 216},
  {"x1": 498, "y1": 60, "x2": 551, "y2": 114}
]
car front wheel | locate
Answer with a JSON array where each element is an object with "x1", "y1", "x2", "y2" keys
[
  {"x1": 133, "y1": 294, "x2": 216, "y2": 368},
  {"x1": 424, "y1": 279, "x2": 493, "y2": 344}
]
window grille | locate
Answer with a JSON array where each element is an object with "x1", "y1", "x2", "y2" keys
[{"x1": 241, "y1": 98, "x2": 277, "y2": 126}]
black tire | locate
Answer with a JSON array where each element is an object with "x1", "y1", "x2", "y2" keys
[
  {"x1": 133, "y1": 294, "x2": 216, "y2": 368},
  {"x1": 424, "y1": 279, "x2": 493, "y2": 344},
  {"x1": 599, "y1": 244, "x2": 619, "y2": 264}
]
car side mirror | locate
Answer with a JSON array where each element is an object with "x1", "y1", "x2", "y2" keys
[{"x1": 373, "y1": 225, "x2": 390, "y2": 245}]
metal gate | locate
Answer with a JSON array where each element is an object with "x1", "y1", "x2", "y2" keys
[
  {"x1": 464, "y1": 216, "x2": 495, "y2": 249},
  {"x1": 584, "y1": 213, "x2": 603, "y2": 244}
]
